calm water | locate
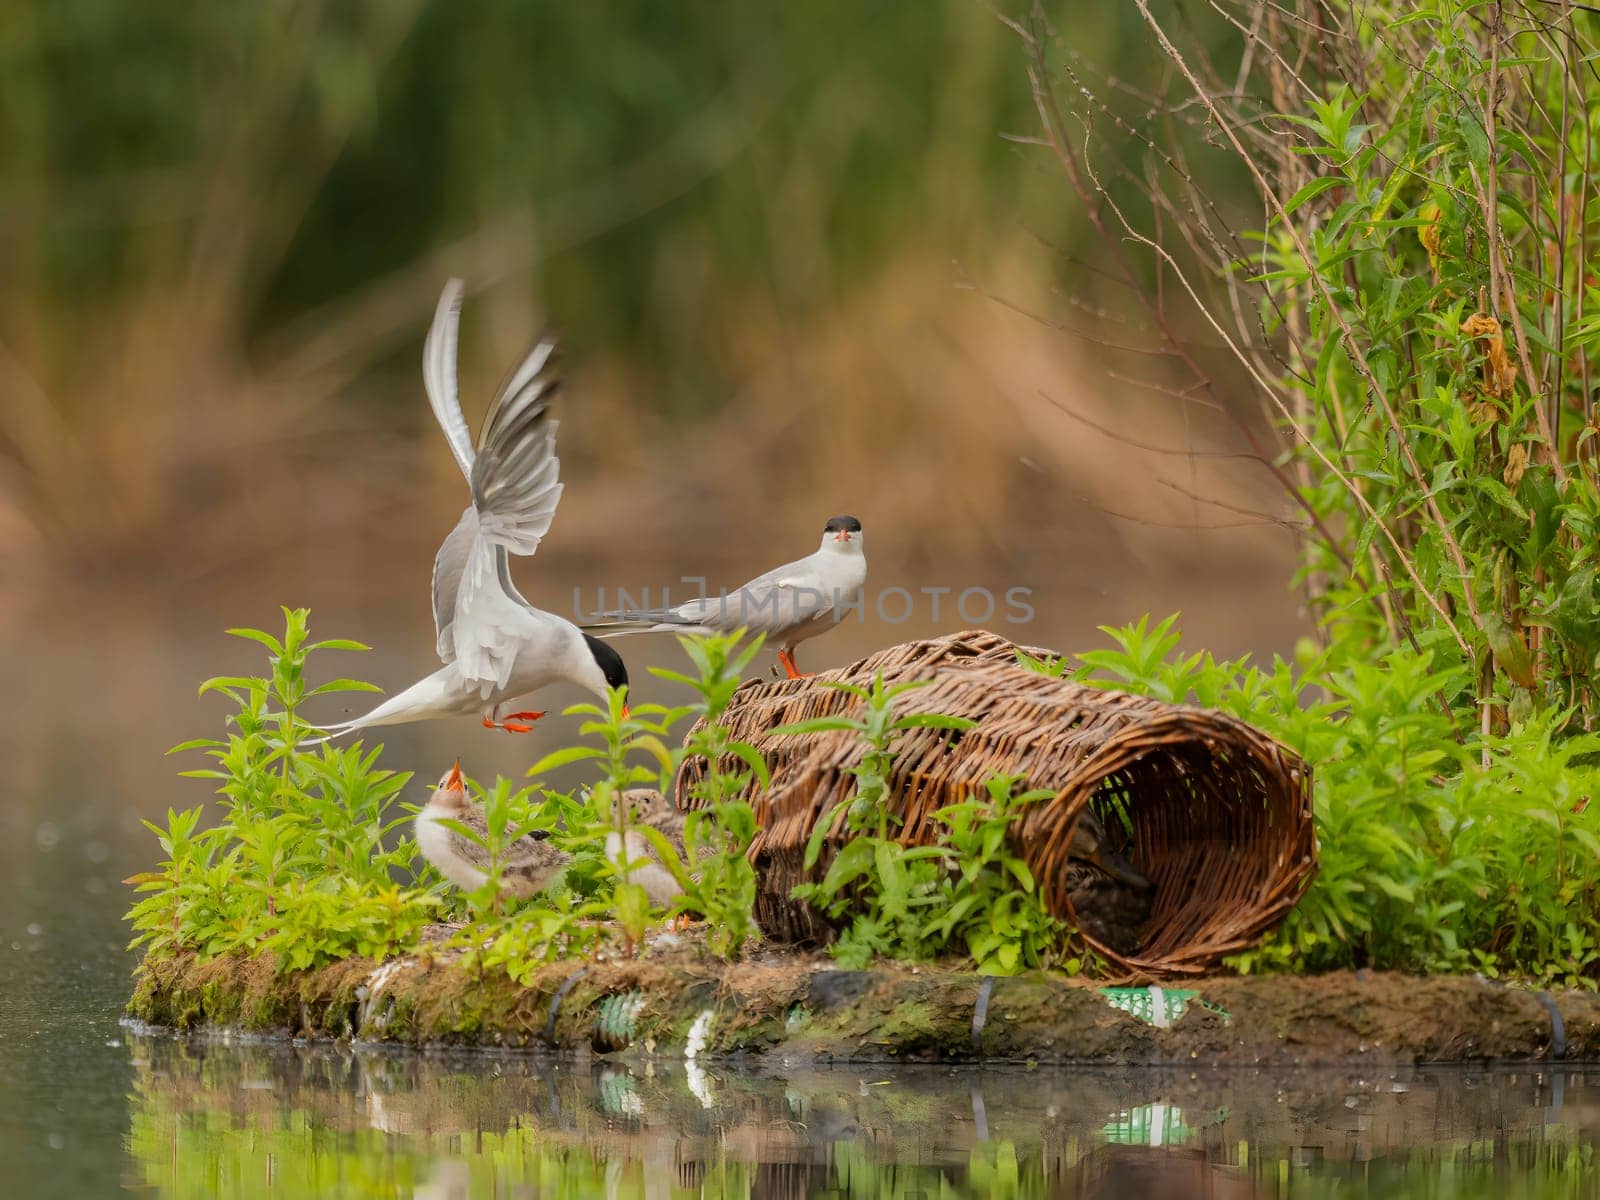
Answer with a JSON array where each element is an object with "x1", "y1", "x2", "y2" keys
[
  {"x1": 4, "y1": 901, "x2": 1600, "y2": 1199},
  {"x1": 115, "y1": 1043, "x2": 1600, "y2": 1200}
]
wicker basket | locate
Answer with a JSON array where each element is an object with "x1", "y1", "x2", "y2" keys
[{"x1": 674, "y1": 630, "x2": 1317, "y2": 977}]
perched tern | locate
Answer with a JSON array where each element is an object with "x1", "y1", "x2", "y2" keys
[
  {"x1": 583, "y1": 515, "x2": 866, "y2": 678},
  {"x1": 415, "y1": 764, "x2": 687, "y2": 906},
  {"x1": 315, "y1": 280, "x2": 628, "y2": 741}
]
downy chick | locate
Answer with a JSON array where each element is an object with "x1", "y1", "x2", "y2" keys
[
  {"x1": 417, "y1": 767, "x2": 687, "y2": 907},
  {"x1": 604, "y1": 788, "x2": 688, "y2": 907},
  {"x1": 414, "y1": 760, "x2": 569, "y2": 899}
]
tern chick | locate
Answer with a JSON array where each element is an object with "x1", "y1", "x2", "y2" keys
[
  {"x1": 414, "y1": 760, "x2": 570, "y2": 898},
  {"x1": 607, "y1": 788, "x2": 688, "y2": 906},
  {"x1": 415, "y1": 767, "x2": 688, "y2": 907}
]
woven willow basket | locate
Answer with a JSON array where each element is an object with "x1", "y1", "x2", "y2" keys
[{"x1": 674, "y1": 629, "x2": 1317, "y2": 977}]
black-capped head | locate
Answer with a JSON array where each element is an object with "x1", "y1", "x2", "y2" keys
[
  {"x1": 582, "y1": 634, "x2": 630, "y2": 697},
  {"x1": 822, "y1": 514, "x2": 863, "y2": 547}
]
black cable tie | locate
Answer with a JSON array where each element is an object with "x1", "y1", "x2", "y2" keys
[
  {"x1": 1534, "y1": 990, "x2": 1567, "y2": 1060},
  {"x1": 971, "y1": 976, "x2": 996, "y2": 1051},
  {"x1": 545, "y1": 967, "x2": 590, "y2": 1047}
]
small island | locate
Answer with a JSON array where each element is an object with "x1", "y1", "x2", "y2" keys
[{"x1": 126, "y1": 616, "x2": 1596, "y2": 1064}]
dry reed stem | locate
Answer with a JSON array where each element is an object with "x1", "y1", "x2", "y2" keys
[{"x1": 1126, "y1": 0, "x2": 1483, "y2": 654}]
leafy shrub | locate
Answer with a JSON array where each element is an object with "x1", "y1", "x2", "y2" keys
[
  {"x1": 126, "y1": 609, "x2": 438, "y2": 968},
  {"x1": 780, "y1": 676, "x2": 1070, "y2": 975},
  {"x1": 129, "y1": 611, "x2": 773, "y2": 979},
  {"x1": 998, "y1": 0, "x2": 1600, "y2": 985},
  {"x1": 923, "y1": 776, "x2": 1068, "y2": 975},
  {"x1": 132, "y1": 603, "x2": 1600, "y2": 985},
  {"x1": 1050, "y1": 614, "x2": 1600, "y2": 983},
  {"x1": 649, "y1": 632, "x2": 768, "y2": 958},
  {"x1": 1019, "y1": 0, "x2": 1600, "y2": 729}
]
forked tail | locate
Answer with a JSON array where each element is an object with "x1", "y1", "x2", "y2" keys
[{"x1": 580, "y1": 608, "x2": 689, "y2": 638}]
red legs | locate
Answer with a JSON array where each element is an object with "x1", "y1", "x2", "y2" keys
[
  {"x1": 481, "y1": 716, "x2": 528, "y2": 733},
  {"x1": 777, "y1": 648, "x2": 811, "y2": 680},
  {"x1": 481, "y1": 710, "x2": 546, "y2": 734}
]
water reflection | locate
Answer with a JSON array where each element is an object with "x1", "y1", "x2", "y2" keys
[{"x1": 123, "y1": 1034, "x2": 1600, "y2": 1198}]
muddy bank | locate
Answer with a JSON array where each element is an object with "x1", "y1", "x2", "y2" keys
[{"x1": 127, "y1": 946, "x2": 1598, "y2": 1065}]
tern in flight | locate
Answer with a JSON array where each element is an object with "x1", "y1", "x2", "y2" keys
[{"x1": 315, "y1": 280, "x2": 627, "y2": 740}]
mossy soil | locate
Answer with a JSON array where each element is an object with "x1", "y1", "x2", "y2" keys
[{"x1": 127, "y1": 934, "x2": 1600, "y2": 1066}]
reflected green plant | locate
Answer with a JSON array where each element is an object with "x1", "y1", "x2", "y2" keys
[{"x1": 120, "y1": 1027, "x2": 1600, "y2": 1200}]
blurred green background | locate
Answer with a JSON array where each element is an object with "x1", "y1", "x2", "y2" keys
[{"x1": 1, "y1": 0, "x2": 1281, "y2": 600}]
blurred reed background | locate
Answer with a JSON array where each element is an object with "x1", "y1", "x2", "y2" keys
[{"x1": 0, "y1": 1, "x2": 1304, "y2": 810}]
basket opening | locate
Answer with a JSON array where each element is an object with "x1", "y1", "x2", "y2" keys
[{"x1": 1062, "y1": 736, "x2": 1292, "y2": 966}]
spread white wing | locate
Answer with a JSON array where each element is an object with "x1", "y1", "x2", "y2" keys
[
  {"x1": 423, "y1": 279, "x2": 473, "y2": 480},
  {"x1": 419, "y1": 280, "x2": 565, "y2": 687},
  {"x1": 449, "y1": 334, "x2": 564, "y2": 693}
]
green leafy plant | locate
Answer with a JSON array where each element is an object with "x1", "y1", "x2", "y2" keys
[
  {"x1": 524, "y1": 677, "x2": 684, "y2": 956},
  {"x1": 1015, "y1": 0, "x2": 1600, "y2": 732},
  {"x1": 131, "y1": 607, "x2": 789, "y2": 985},
  {"x1": 516, "y1": 630, "x2": 773, "y2": 960},
  {"x1": 778, "y1": 675, "x2": 1069, "y2": 972},
  {"x1": 924, "y1": 776, "x2": 1064, "y2": 975},
  {"x1": 783, "y1": 675, "x2": 976, "y2": 844},
  {"x1": 995, "y1": 0, "x2": 1600, "y2": 984},
  {"x1": 127, "y1": 608, "x2": 437, "y2": 970},
  {"x1": 451, "y1": 887, "x2": 611, "y2": 985},
  {"x1": 650, "y1": 631, "x2": 769, "y2": 958},
  {"x1": 433, "y1": 770, "x2": 613, "y2": 980},
  {"x1": 1043, "y1": 613, "x2": 1600, "y2": 983},
  {"x1": 124, "y1": 805, "x2": 213, "y2": 960}
]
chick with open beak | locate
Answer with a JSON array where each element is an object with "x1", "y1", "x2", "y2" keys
[
  {"x1": 414, "y1": 766, "x2": 688, "y2": 916},
  {"x1": 414, "y1": 760, "x2": 569, "y2": 898}
]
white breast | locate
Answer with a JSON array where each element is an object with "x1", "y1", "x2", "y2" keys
[
  {"x1": 605, "y1": 830, "x2": 684, "y2": 906},
  {"x1": 498, "y1": 614, "x2": 597, "y2": 700},
  {"x1": 415, "y1": 810, "x2": 488, "y2": 892},
  {"x1": 820, "y1": 551, "x2": 867, "y2": 597}
]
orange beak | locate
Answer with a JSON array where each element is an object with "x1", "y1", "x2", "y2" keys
[
  {"x1": 445, "y1": 758, "x2": 464, "y2": 791},
  {"x1": 834, "y1": 530, "x2": 849, "y2": 543}
]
